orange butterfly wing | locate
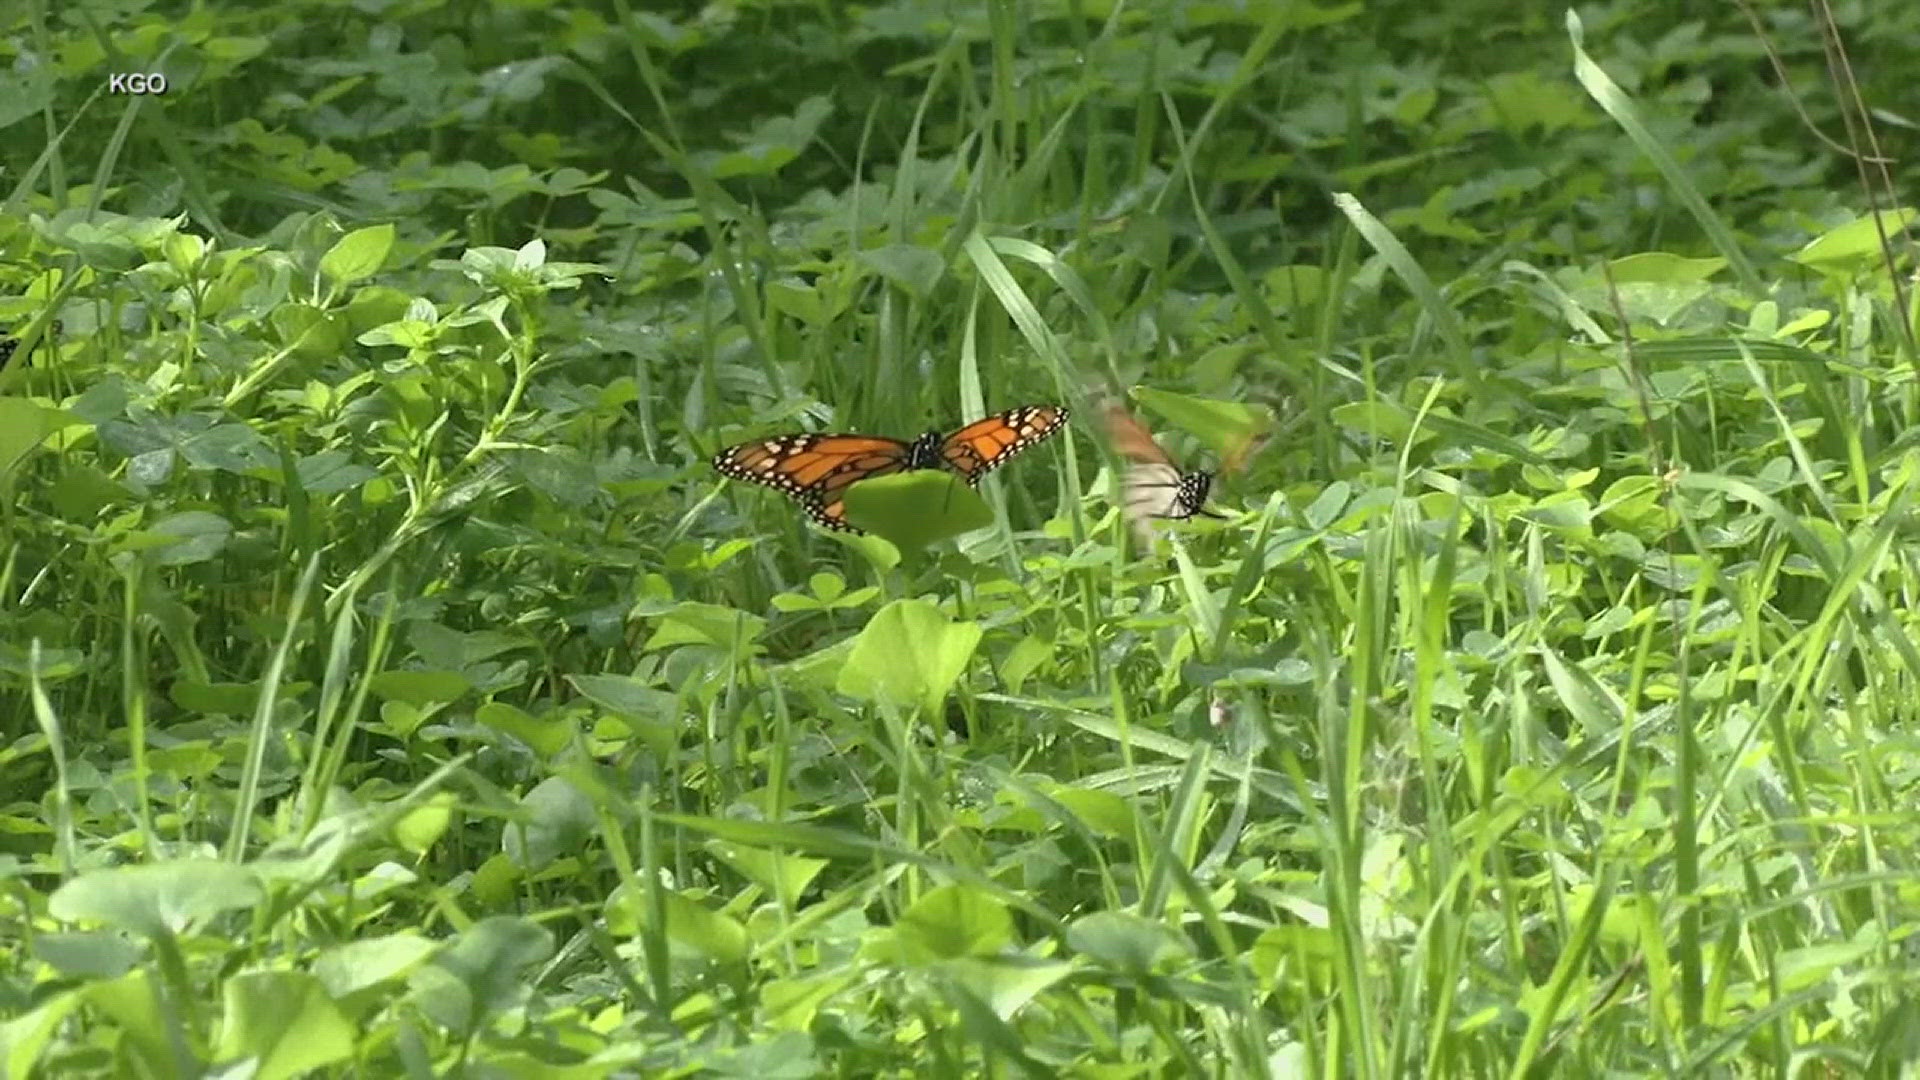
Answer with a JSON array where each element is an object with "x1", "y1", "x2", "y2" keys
[
  {"x1": 1101, "y1": 400, "x2": 1172, "y2": 466},
  {"x1": 712, "y1": 433, "x2": 914, "y2": 531},
  {"x1": 939, "y1": 404, "x2": 1071, "y2": 483}
]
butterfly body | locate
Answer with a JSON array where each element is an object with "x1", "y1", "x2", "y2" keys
[{"x1": 712, "y1": 404, "x2": 1069, "y2": 532}]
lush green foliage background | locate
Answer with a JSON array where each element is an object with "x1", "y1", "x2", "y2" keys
[{"x1": 5, "y1": 0, "x2": 1920, "y2": 1075}]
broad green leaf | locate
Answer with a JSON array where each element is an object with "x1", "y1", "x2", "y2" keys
[
  {"x1": 604, "y1": 882, "x2": 750, "y2": 963},
  {"x1": 215, "y1": 971, "x2": 355, "y2": 1080},
  {"x1": 938, "y1": 955, "x2": 1074, "y2": 1021},
  {"x1": 170, "y1": 679, "x2": 262, "y2": 716},
  {"x1": 1130, "y1": 386, "x2": 1273, "y2": 468},
  {"x1": 1046, "y1": 785, "x2": 1134, "y2": 839},
  {"x1": 83, "y1": 971, "x2": 173, "y2": 1074},
  {"x1": 293, "y1": 445, "x2": 376, "y2": 491},
  {"x1": 707, "y1": 841, "x2": 828, "y2": 902},
  {"x1": 1607, "y1": 252, "x2": 1726, "y2": 282},
  {"x1": 1329, "y1": 400, "x2": 1419, "y2": 444},
  {"x1": 1790, "y1": 207, "x2": 1918, "y2": 268},
  {"x1": 836, "y1": 598, "x2": 983, "y2": 714},
  {"x1": 641, "y1": 601, "x2": 767, "y2": 650},
  {"x1": 31, "y1": 932, "x2": 144, "y2": 979},
  {"x1": 569, "y1": 674, "x2": 683, "y2": 719},
  {"x1": 889, "y1": 884, "x2": 1015, "y2": 964},
  {"x1": 759, "y1": 972, "x2": 862, "y2": 1032},
  {"x1": 702, "y1": 1030, "x2": 819, "y2": 1079},
  {"x1": 841, "y1": 471, "x2": 994, "y2": 549},
  {"x1": 1066, "y1": 911, "x2": 1190, "y2": 973},
  {"x1": 51, "y1": 861, "x2": 263, "y2": 937},
  {"x1": 370, "y1": 669, "x2": 471, "y2": 706},
  {"x1": 661, "y1": 891, "x2": 750, "y2": 963},
  {"x1": 407, "y1": 917, "x2": 553, "y2": 1036},
  {"x1": 765, "y1": 279, "x2": 827, "y2": 325}
]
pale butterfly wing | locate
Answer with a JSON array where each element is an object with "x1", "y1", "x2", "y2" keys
[
  {"x1": 1123, "y1": 463, "x2": 1186, "y2": 518},
  {"x1": 1122, "y1": 463, "x2": 1218, "y2": 545}
]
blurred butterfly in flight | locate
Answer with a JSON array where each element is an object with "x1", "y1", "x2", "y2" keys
[
  {"x1": 1101, "y1": 397, "x2": 1245, "y2": 545},
  {"x1": 712, "y1": 403, "x2": 1070, "y2": 532}
]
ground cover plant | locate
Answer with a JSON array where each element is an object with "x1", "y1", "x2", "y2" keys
[{"x1": 4, "y1": 0, "x2": 1920, "y2": 1075}]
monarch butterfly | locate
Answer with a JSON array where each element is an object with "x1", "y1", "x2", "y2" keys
[
  {"x1": 712, "y1": 403, "x2": 1070, "y2": 532},
  {"x1": 1102, "y1": 398, "x2": 1228, "y2": 545}
]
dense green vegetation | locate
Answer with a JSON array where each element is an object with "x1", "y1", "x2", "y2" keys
[{"x1": 5, "y1": 0, "x2": 1920, "y2": 1075}]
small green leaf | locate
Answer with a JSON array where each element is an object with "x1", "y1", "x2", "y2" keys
[
  {"x1": 502, "y1": 776, "x2": 595, "y2": 870},
  {"x1": 1262, "y1": 264, "x2": 1330, "y2": 309},
  {"x1": 140, "y1": 511, "x2": 233, "y2": 567},
  {"x1": 162, "y1": 232, "x2": 206, "y2": 274},
  {"x1": 392, "y1": 793, "x2": 457, "y2": 855},
  {"x1": 1329, "y1": 400, "x2": 1418, "y2": 444},
  {"x1": 370, "y1": 669, "x2": 472, "y2": 706},
  {"x1": 759, "y1": 972, "x2": 861, "y2": 1032},
  {"x1": 770, "y1": 590, "x2": 826, "y2": 613},
  {"x1": 999, "y1": 636, "x2": 1052, "y2": 696},
  {"x1": 766, "y1": 279, "x2": 827, "y2": 325},
  {"x1": 475, "y1": 701, "x2": 574, "y2": 757},
  {"x1": 568, "y1": 674, "x2": 679, "y2": 717},
  {"x1": 319, "y1": 223, "x2": 396, "y2": 286},
  {"x1": 856, "y1": 244, "x2": 945, "y2": 298},
  {"x1": 809, "y1": 572, "x2": 845, "y2": 603},
  {"x1": 376, "y1": 700, "x2": 432, "y2": 738},
  {"x1": 295, "y1": 450, "x2": 377, "y2": 494}
]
